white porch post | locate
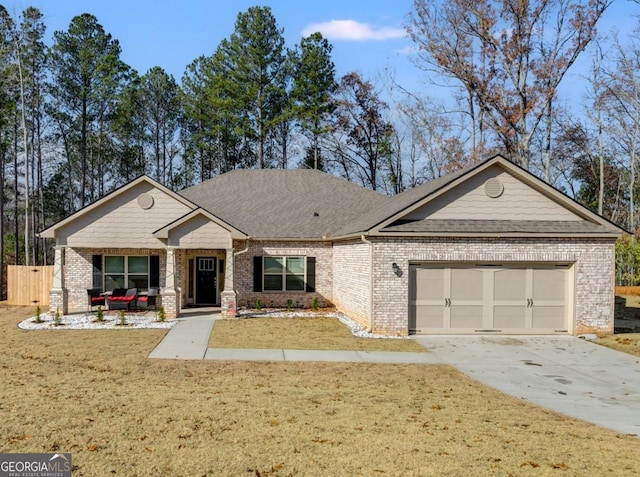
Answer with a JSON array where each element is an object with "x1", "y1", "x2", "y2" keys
[
  {"x1": 49, "y1": 246, "x2": 67, "y2": 315},
  {"x1": 221, "y1": 247, "x2": 237, "y2": 318},
  {"x1": 163, "y1": 246, "x2": 178, "y2": 318}
]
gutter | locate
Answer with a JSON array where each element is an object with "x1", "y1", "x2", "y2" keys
[{"x1": 361, "y1": 234, "x2": 374, "y2": 333}]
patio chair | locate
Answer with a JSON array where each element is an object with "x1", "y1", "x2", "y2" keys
[
  {"x1": 137, "y1": 287, "x2": 159, "y2": 311},
  {"x1": 87, "y1": 288, "x2": 105, "y2": 311},
  {"x1": 107, "y1": 288, "x2": 138, "y2": 311}
]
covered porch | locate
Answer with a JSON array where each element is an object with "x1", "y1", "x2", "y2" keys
[{"x1": 153, "y1": 209, "x2": 247, "y2": 319}]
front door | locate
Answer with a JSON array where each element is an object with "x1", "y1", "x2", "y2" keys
[{"x1": 195, "y1": 257, "x2": 217, "y2": 305}]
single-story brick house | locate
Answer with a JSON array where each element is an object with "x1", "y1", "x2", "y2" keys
[{"x1": 40, "y1": 155, "x2": 623, "y2": 336}]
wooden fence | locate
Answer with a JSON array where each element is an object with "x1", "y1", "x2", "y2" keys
[{"x1": 7, "y1": 265, "x2": 54, "y2": 306}]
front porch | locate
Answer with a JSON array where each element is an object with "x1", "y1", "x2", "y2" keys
[{"x1": 49, "y1": 245, "x2": 239, "y2": 320}]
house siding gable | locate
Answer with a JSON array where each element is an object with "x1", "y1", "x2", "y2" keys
[
  {"x1": 168, "y1": 215, "x2": 232, "y2": 249},
  {"x1": 403, "y1": 166, "x2": 582, "y2": 223},
  {"x1": 57, "y1": 182, "x2": 194, "y2": 248}
]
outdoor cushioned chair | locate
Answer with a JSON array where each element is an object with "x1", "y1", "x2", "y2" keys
[
  {"x1": 87, "y1": 288, "x2": 105, "y2": 311},
  {"x1": 137, "y1": 287, "x2": 158, "y2": 311},
  {"x1": 107, "y1": 288, "x2": 138, "y2": 311}
]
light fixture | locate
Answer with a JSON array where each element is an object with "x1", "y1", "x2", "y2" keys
[{"x1": 392, "y1": 262, "x2": 402, "y2": 276}]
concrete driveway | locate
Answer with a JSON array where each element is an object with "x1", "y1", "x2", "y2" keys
[{"x1": 413, "y1": 335, "x2": 640, "y2": 436}]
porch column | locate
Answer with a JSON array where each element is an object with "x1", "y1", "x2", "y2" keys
[
  {"x1": 49, "y1": 246, "x2": 67, "y2": 315},
  {"x1": 163, "y1": 246, "x2": 178, "y2": 319},
  {"x1": 221, "y1": 247, "x2": 237, "y2": 318}
]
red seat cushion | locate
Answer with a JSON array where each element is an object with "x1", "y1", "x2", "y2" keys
[
  {"x1": 109, "y1": 296, "x2": 135, "y2": 302},
  {"x1": 91, "y1": 297, "x2": 105, "y2": 304}
]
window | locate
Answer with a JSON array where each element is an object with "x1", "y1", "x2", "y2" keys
[
  {"x1": 263, "y1": 256, "x2": 306, "y2": 292},
  {"x1": 104, "y1": 255, "x2": 150, "y2": 291},
  {"x1": 253, "y1": 256, "x2": 315, "y2": 293}
]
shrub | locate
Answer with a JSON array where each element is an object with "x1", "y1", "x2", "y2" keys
[
  {"x1": 53, "y1": 308, "x2": 61, "y2": 326},
  {"x1": 95, "y1": 306, "x2": 104, "y2": 322},
  {"x1": 157, "y1": 306, "x2": 166, "y2": 322},
  {"x1": 118, "y1": 309, "x2": 127, "y2": 326},
  {"x1": 312, "y1": 297, "x2": 319, "y2": 311},
  {"x1": 34, "y1": 305, "x2": 42, "y2": 323},
  {"x1": 255, "y1": 299, "x2": 263, "y2": 311},
  {"x1": 286, "y1": 299, "x2": 293, "y2": 312}
]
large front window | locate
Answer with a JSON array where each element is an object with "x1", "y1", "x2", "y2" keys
[
  {"x1": 104, "y1": 256, "x2": 149, "y2": 291},
  {"x1": 263, "y1": 256, "x2": 305, "y2": 291}
]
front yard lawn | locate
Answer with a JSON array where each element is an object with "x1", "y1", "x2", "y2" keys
[
  {"x1": 1, "y1": 304, "x2": 639, "y2": 476},
  {"x1": 208, "y1": 315, "x2": 427, "y2": 352},
  {"x1": 595, "y1": 333, "x2": 640, "y2": 357}
]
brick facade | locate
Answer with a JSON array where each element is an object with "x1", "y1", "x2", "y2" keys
[
  {"x1": 369, "y1": 237, "x2": 616, "y2": 336},
  {"x1": 52, "y1": 237, "x2": 616, "y2": 337},
  {"x1": 233, "y1": 240, "x2": 333, "y2": 310},
  {"x1": 332, "y1": 239, "x2": 372, "y2": 329}
]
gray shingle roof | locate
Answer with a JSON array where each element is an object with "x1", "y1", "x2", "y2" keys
[
  {"x1": 333, "y1": 167, "x2": 470, "y2": 236},
  {"x1": 177, "y1": 159, "x2": 621, "y2": 239},
  {"x1": 178, "y1": 169, "x2": 388, "y2": 239},
  {"x1": 381, "y1": 219, "x2": 615, "y2": 235}
]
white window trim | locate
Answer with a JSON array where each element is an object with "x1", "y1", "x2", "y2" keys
[{"x1": 263, "y1": 256, "x2": 306, "y2": 292}]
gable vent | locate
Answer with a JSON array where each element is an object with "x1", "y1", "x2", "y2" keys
[
  {"x1": 137, "y1": 193, "x2": 154, "y2": 209},
  {"x1": 484, "y1": 178, "x2": 504, "y2": 198}
]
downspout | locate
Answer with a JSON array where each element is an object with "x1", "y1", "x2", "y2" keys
[
  {"x1": 234, "y1": 238, "x2": 251, "y2": 259},
  {"x1": 361, "y1": 234, "x2": 374, "y2": 332}
]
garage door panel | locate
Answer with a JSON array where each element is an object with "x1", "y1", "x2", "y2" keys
[
  {"x1": 532, "y1": 269, "x2": 565, "y2": 301},
  {"x1": 413, "y1": 305, "x2": 445, "y2": 329},
  {"x1": 494, "y1": 268, "x2": 526, "y2": 300},
  {"x1": 493, "y1": 305, "x2": 527, "y2": 328},
  {"x1": 450, "y1": 306, "x2": 483, "y2": 328},
  {"x1": 410, "y1": 266, "x2": 446, "y2": 332},
  {"x1": 451, "y1": 268, "x2": 483, "y2": 300},
  {"x1": 532, "y1": 306, "x2": 565, "y2": 329},
  {"x1": 412, "y1": 267, "x2": 444, "y2": 301}
]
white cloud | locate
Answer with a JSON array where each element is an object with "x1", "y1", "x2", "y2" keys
[{"x1": 302, "y1": 20, "x2": 406, "y2": 41}]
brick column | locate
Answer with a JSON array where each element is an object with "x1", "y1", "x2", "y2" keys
[
  {"x1": 221, "y1": 247, "x2": 237, "y2": 318},
  {"x1": 49, "y1": 246, "x2": 67, "y2": 315},
  {"x1": 163, "y1": 246, "x2": 178, "y2": 319}
]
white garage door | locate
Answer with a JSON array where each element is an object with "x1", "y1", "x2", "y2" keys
[{"x1": 409, "y1": 264, "x2": 569, "y2": 334}]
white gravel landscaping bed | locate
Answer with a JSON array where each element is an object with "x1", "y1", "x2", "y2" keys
[{"x1": 18, "y1": 311, "x2": 176, "y2": 330}]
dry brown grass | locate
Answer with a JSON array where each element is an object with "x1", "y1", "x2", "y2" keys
[
  {"x1": 595, "y1": 333, "x2": 640, "y2": 357},
  {"x1": 615, "y1": 286, "x2": 640, "y2": 296},
  {"x1": 209, "y1": 316, "x2": 427, "y2": 352},
  {"x1": 2, "y1": 304, "x2": 640, "y2": 476}
]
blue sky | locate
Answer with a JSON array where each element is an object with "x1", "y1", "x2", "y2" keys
[
  {"x1": 6, "y1": 0, "x2": 640, "y2": 102},
  {"x1": 13, "y1": 0, "x2": 414, "y2": 85}
]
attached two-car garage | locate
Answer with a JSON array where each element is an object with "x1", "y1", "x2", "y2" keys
[{"x1": 409, "y1": 264, "x2": 570, "y2": 334}]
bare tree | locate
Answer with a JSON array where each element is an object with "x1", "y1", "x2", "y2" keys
[
  {"x1": 605, "y1": 32, "x2": 640, "y2": 230},
  {"x1": 326, "y1": 72, "x2": 395, "y2": 191},
  {"x1": 407, "y1": 0, "x2": 611, "y2": 170}
]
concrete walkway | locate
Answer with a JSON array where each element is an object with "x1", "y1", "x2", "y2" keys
[
  {"x1": 148, "y1": 314, "x2": 215, "y2": 360},
  {"x1": 148, "y1": 313, "x2": 438, "y2": 363},
  {"x1": 149, "y1": 314, "x2": 640, "y2": 436}
]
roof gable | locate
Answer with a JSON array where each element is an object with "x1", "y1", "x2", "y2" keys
[
  {"x1": 370, "y1": 156, "x2": 623, "y2": 237},
  {"x1": 153, "y1": 208, "x2": 247, "y2": 247},
  {"x1": 403, "y1": 165, "x2": 581, "y2": 222},
  {"x1": 40, "y1": 176, "x2": 197, "y2": 246}
]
